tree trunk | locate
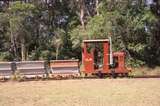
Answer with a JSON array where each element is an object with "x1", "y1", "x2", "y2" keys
[
  {"x1": 56, "y1": 46, "x2": 59, "y2": 60},
  {"x1": 96, "y1": 0, "x2": 99, "y2": 15},
  {"x1": 80, "y1": 0, "x2": 85, "y2": 29},
  {"x1": 10, "y1": 19, "x2": 18, "y2": 60},
  {"x1": 21, "y1": 39, "x2": 26, "y2": 61},
  {"x1": 26, "y1": 48, "x2": 28, "y2": 60}
]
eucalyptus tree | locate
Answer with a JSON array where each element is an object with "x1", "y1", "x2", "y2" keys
[{"x1": 8, "y1": 1, "x2": 36, "y2": 60}]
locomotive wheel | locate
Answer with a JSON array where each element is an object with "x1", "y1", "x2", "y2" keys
[
  {"x1": 56, "y1": 75, "x2": 62, "y2": 80},
  {"x1": 85, "y1": 73, "x2": 88, "y2": 77},
  {"x1": 68, "y1": 75, "x2": 74, "y2": 79},
  {"x1": 98, "y1": 71, "x2": 103, "y2": 78},
  {"x1": 111, "y1": 70, "x2": 117, "y2": 78},
  {"x1": 42, "y1": 75, "x2": 47, "y2": 80},
  {"x1": 35, "y1": 76, "x2": 39, "y2": 81},
  {"x1": 1, "y1": 77, "x2": 6, "y2": 82}
]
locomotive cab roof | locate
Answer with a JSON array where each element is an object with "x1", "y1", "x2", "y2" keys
[{"x1": 83, "y1": 39, "x2": 109, "y2": 43}]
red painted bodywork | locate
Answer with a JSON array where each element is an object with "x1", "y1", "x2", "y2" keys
[
  {"x1": 82, "y1": 43, "x2": 94, "y2": 73},
  {"x1": 82, "y1": 40, "x2": 110, "y2": 74},
  {"x1": 103, "y1": 42, "x2": 110, "y2": 73},
  {"x1": 113, "y1": 52, "x2": 128, "y2": 73},
  {"x1": 82, "y1": 39, "x2": 128, "y2": 74}
]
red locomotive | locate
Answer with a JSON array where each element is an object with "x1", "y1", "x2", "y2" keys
[{"x1": 82, "y1": 39, "x2": 129, "y2": 78}]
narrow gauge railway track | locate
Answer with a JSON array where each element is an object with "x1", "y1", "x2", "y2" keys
[{"x1": 1, "y1": 75, "x2": 160, "y2": 82}]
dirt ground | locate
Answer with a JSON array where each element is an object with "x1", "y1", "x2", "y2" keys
[{"x1": 0, "y1": 79, "x2": 160, "y2": 106}]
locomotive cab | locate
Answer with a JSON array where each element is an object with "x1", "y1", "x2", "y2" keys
[{"x1": 82, "y1": 39, "x2": 110, "y2": 75}]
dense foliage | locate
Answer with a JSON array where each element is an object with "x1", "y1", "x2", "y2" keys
[{"x1": 0, "y1": 0, "x2": 160, "y2": 67}]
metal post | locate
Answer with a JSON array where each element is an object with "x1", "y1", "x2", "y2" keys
[{"x1": 109, "y1": 37, "x2": 113, "y2": 65}]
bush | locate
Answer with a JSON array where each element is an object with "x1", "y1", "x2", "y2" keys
[
  {"x1": 0, "y1": 52, "x2": 13, "y2": 61},
  {"x1": 127, "y1": 58, "x2": 145, "y2": 67}
]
